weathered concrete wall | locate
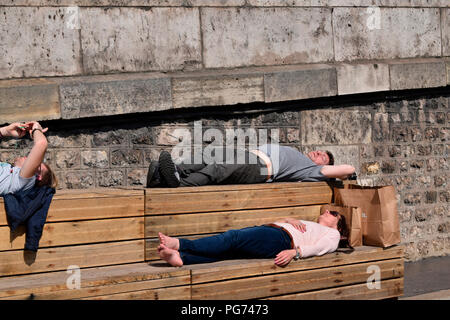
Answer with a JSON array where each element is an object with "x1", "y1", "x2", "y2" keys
[{"x1": 0, "y1": 2, "x2": 448, "y2": 123}]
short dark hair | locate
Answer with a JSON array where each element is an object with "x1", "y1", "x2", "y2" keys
[{"x1": 325, "y1": 150, "x2": 334, "y2": 165}]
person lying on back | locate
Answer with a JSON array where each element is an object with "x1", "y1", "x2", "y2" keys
[
  {"x1": 157, "y1": 209, "x2": 349, "y2": 267},
  {"x1": 148, "y1": 143, "x2": 356, "y2": 188},
  {"x1": 0, "y1": 121, "x2": 57, "y2": 195}
]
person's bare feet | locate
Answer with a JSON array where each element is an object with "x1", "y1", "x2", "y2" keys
[
  {"x1": 158, "y1": 232, "x2": 179, "y2": 250},
  {"x1": 158, "y1": 244, "x2": 183, "y2": 267}
]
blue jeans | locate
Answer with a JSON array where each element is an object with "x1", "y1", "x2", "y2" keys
[{"x1": 178, "y1": 225, "x2": 292, "y2": 265}]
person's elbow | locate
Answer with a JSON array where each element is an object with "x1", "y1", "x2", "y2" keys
[
  {"x1": 338, "y1": 165, "x2": 355, "y2": 180},
  {"x1": 343, "y1": 165, "x2": 355, "y2": 176}
]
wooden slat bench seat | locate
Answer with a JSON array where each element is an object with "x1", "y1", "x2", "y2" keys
[
  {"x1": 0, "y1": 188, "x2": 145, "y2": 277},
  {"x1": 0, "y1": 182, "x2": 405, "y2": 300},
  {"x1": 0, "y1": 262, "x2": 191, "y2": 300},
  {"x1": 0, "y1": 246, "x2": 403, "y2": 300}
]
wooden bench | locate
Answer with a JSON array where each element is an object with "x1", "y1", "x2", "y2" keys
[{"x1": 0, "y1": 182, "x2": 404, "y2": 300}]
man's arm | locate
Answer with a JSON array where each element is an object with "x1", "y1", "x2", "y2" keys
[{"x1": 320, "y1": 164, "x2": 355, "y2": 180}]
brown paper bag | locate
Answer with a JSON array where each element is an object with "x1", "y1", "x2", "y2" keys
[
  {"x1": 320, "y1": 204, "x2": 363, "y2": 247},
  {"x1": 334, "y1": 185, "x2": 401, "y2": 248}
]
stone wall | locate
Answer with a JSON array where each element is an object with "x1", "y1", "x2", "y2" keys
[{"x1": 1, "y1": 90, "x2": 448, "y2": 261}]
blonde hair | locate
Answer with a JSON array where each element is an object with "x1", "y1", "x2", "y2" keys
[{"x1": 36, "y1": 163, "x2": 58, "y2": 189}]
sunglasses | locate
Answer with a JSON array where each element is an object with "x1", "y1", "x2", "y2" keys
[{"x1": 329, "y1": 211, "x2": 340, "y2": 217}]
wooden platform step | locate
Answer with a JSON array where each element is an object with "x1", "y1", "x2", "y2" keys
[
  {"x1": 0, "y1": 188, "x2": 145, "y2": 277},
  {"x1": 0, "y1": 245, "x2": 404, "y2": 300}
]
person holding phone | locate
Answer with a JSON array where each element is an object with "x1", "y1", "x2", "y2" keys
[{"x1": 0, "y1": 121, "x2": 57, "y2": 195}]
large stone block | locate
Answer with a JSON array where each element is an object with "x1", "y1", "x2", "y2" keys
[
  {"x1": 80, "y1": 7, "x2": 202, "y2": 74},
  {"x1": 442, "y1": 9, "x2": 450, "y2": 57},
  {"x1": 0, "y1": 79, "x2": 61, "y2": 123},
  {"x1": 202, "y1": 7, "x2": 333, "y2": 68},
  {"x1": 172, "y1": 70, "x2": 264, "y2": 108},
  {"x1": 336, "y1": 63, "x2": 389, "y2": 95},
  {"x1": 81, "y1": 150, "x2": 109, "y2": 168},
  {"x1": 59, "y1": 73, "x2": 172, "y2": 119},
  {"x1": 333, "y1": 8, "x2": 441, "y2": 61},
  {"x1": 264, "y1": 65, "x2": 337, "y2": 102},
  {"x1": 0, "y1": 7, "x2": 82, "y2": 79},
  {"x1": 300, "y1": 109, "x2": 372, "y2": 145},
  {"x1": 389, "y1": 59, "x2": 447, "y2": 90}
]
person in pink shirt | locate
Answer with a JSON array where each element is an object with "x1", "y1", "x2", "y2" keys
[{"x1": 157, "y1": 209, "x2": 349, "y2": 267}]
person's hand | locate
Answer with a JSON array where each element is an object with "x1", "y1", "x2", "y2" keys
[
  {"x1": 285, "y1": 218, "x2": 307, "y2": 233},
  {"x1": 1, "y1": 122, "x2": 30, "y2": 138},
  {"x1": 25, "y1": 121, "x2": 48, "y2": 138},
  {"x1": 274, "y1": 249, "x2": 296, "y2": 267}
]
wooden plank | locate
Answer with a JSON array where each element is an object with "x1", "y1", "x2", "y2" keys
[
  {"x1": 4, "y1": 275, "x2": 191, "y2": 300},
  {"x1": 146, "y1": 184, "x2": 332, "y2": 214},
  {"x1": 145, "y1": 181, "x2": 351, "y2": 194},
  {"x1": 84, "y1": 286, "x2": 191, "y2": 300},
  {"x1": 0, "y1": 262, "x2": 188, "y2": 298},
  {"x1": 190, "y1": 245, "x2": 404, "y2": 284},
  {"x1": 0, "y1": 240, "x2": 145, "y2": 277},
  {"x1": 50, "y1": 188, "x2": 144, "y2": 199},
  {"x1": 191, "y1": 258, "x2": 404, "y2": 300},
  {"x1": 267, "y1": 278, "x2": 404, "y2": 300},
  {"x1": 0, "y1": 191, "x2": 144, "y2": 226},
  {"x1": 145, "y1": 205, "x2": 321, "y2": 238},
  {"x1": 0, "y1": 217, "x2": 144, "y2": 251}
]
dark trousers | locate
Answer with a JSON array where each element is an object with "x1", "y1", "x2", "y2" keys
[
  {"x1": 177, "y1": 150, "x2": 268, "y2": 186},
  {"x1": 178, "y1": 225, "x2": 292, "y2": 265}
]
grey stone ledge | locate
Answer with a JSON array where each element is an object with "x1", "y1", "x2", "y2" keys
[
  {"x1": 58, "y1": 72, "x2": 172, "y2": 120},
  {"x1": 264, "y1": 64, "x2": 337, "y2": 102},
  {"x1": 389, "y1": 58, "x2": 448, "y2": 90},
  {"x1": 446, "y1": 58, "x2": 450, "y2": 85},
  {"x1": 0, "y1": 58, "x2": 448, "y2": 123}
]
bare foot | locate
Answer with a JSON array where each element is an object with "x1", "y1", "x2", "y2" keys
[
  {"x1": 158, "y1": 244, "x2": 183, "y2": 267},
  {"x1": 158, "y1": 232, "x2": 179, "y2": 250}
]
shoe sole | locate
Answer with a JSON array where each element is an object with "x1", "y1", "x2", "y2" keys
[
  {"x1": 146, "y1": 160, "x2": 160, "y2": 188},
  {"x1": 159, "y1": 151, "x2": 180, "y2": 188}
]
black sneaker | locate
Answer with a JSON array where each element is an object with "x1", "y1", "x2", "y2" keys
[
  {"x1": 158, "y1": 151, "x2": 180, "y2": 188},
  {"x1": 146, "y1": 160, "x2": 161, "y2": 188}
]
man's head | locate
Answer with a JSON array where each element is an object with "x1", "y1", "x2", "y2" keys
[
  {"x1": 307, "y1": 150, "x2": 334, "y2": 166},
  {"x1": 14, "y1": 156, "x2": 58, "y2": 188}
]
